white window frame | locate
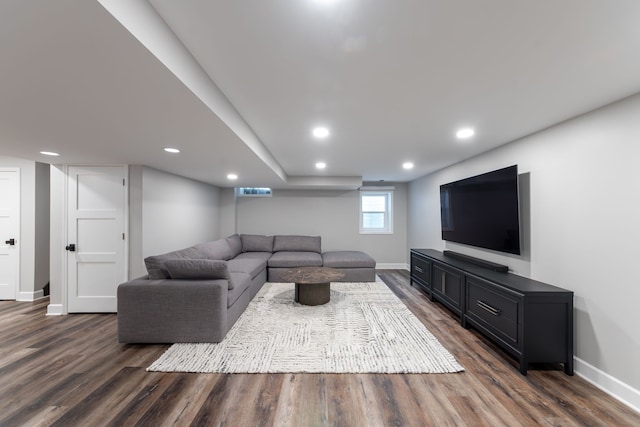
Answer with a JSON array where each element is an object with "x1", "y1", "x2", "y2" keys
[{"x1": 359, "y1": 188, "x2": 394, "y2": 234}]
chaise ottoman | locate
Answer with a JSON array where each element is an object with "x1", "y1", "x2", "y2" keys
[{"x1": 321, "y1": 251, "x2": 376, "y2": 282}]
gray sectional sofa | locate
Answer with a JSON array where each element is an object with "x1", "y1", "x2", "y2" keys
[{"x1": 117, "y1": 234, "x2": 375, "y2": 344}]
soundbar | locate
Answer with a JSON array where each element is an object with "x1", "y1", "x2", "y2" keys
[{"x1": 443, "y1": 250, "x2": 509, "y2": 272}]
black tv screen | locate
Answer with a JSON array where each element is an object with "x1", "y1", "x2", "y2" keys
[{"x1": 440, "y1": 165, "x2": 521, "y2": 255}]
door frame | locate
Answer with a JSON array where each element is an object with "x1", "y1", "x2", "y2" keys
[
  {"x1": 47, "y1": 165, "x2": 128, "y2": 315},
  {"x1": 0, "y1": 167, "x2": 20, "y2": 301}
]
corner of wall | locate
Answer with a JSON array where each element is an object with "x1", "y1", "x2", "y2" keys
[
  {"x1": 48, "y1": 165, "x2": 66, "y2": 309},
  {"x1": 128, "y1": 165, "x2": 145, "y2": 278},
  {"x1": 46, "y1": 303, "x2": 64, "y2": 316},
  {"x1": 17, "y1": 290, "x2": 45, "y2": 301},
  {"x1": 575, "y1": 357, "x2": 640, "y2": 414}
]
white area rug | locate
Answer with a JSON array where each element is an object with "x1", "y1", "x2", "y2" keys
[{"x1": 147, "y1": 278, "x2": 464, "y2": 374}]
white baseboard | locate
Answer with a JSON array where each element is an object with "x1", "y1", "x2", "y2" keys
[
  {"x1": 575, "y1": 357, "x2": 640, "y2": 414},
  {"x1": 46, "y1": 304, "x2": 65, "y2": 316},
  {"x1": 376, "y1": 263, "x2": 409, "y2": 270},
  {"x1": 17, "y1": 290, "x2": 45, "y2": 302}
]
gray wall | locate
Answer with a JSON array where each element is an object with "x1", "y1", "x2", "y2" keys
[
  {"x1": 235, "y1": 184, "x2": 408, "y2": 266},
  {"x1": 408, "y1": 93, "x2": 640, "y2": 405},
  {"x1": 34, "y1": 161, "x2": 50, "y2": 293},
  {"x1": 129, "y1": 166, "x2": 221, "y2": 277}
]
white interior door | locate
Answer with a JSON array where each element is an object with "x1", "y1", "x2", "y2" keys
[
  {"x1": 67, "y1": 166, "x2": 127, "y2": 312},
  {"x1": 0, "y1": 168, "x2": 20, "y2": 300}
]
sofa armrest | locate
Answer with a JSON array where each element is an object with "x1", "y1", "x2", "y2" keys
[{"x1": 117, "y1": 278, "x2": 228, "y2": 343}]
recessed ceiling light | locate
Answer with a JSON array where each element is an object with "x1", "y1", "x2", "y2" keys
[
  {"x1": 164, "y1": 147, "x2": 180, "y2": 153},
  {"x1": 315, "y1": 162, "x2": 327, "y2": 170},
  {"x1": 40, "y1": 151, "x2": 60, "y2": 156},
  {"x1": 403, "y1": 162, "x2": 414, "y2": 170},
  {"x1": 312, "y1": 127, "x2": 330, "y2": 139},
  {"x1": 456, "y1": 128, "x2": 475, "y2": 139},
  {"x1": 227, "y1": 173, "x2": 238, "y2": 180}
]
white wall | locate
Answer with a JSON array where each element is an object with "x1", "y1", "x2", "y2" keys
[
  {"x1": 48, "y1": 165, "x2": 65, "y2": 313},
  {"x1": 129, "y1": 166, "x2": 221, "y2": 277},
  {"x1": 235, "y1": 184, "x2": 408, "y2": 267},
  {"x1": 408, "y1": 93, "x2": 640, "y2": 409},
  {"x1": 0, "y1": 156, "x2": 49, "y2": 300},
  {"x1": 219, "y1": 187, "x2": 237, "y2": 237}
]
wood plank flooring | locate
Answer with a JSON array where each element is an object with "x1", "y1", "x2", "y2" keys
[{"x1": 1, "y1": 270, "x2": 639, "y2": 426}]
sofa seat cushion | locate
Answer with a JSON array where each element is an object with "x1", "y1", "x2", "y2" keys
[
  {"x1": 227, "y1": 258, "x2": 267, "y2": 279},
  {"x1": 144, "y1": 246, "x2": 205, "y2": 279},
  {"x1": 164, "y1": 259, "x2": 231, "y2": 287},
  {"x1": 228, "y1": 272, "x2": 251, "y2": 307},
  {"x1": 322, "y1": 251, "x2": 376, "y2": 268},
  {"x1": 194, "y1": 239, "x2": 233, "y2": 261},
  {"x1": 268, "y1": 251, "x2": 323, "y2": 268},
  {"x1": 273, "y1": 235, "x2": 321, "y2": 253}
]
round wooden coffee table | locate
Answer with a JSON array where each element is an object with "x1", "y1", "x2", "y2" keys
[{"x1": 282, "y1": 266, "x2": 345, "y2": 306}]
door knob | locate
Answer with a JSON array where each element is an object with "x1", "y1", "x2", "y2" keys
[
  {"x1": 65, "y1": 244, "x2": 76, "y2": 252},
  {"x1": 5, "y1": 238, "x2": 15, "y2": 246}
]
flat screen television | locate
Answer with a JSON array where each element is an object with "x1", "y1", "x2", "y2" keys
[{"x1": 440, "y1": 165, "x2": 521, "y2": 255}]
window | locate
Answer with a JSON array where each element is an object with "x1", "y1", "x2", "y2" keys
[
  {"x1": 235, "y1": 187, "x2": 272, "y2": 197},
  {"x1": 359, "y1": 189, "x2": 393, "y2": 234}
]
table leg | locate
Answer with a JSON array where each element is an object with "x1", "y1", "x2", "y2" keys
[{"x1": 298, "y1": 282, "x2": 330, "y2": 306}]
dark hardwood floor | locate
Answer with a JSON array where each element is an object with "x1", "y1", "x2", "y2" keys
[{"x1": 1, "y1": 270, "x2": 638, "y2": 426}]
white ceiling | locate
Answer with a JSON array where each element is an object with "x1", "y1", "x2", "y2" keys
[{"x1": 2, "y1": 0, "x2": 640, "y2": 189}]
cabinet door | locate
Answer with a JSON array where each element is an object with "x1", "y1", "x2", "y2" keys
[
  {"x1": 432, "y1": 263, "x2": 463, "y2": 314},
  {"x1": 410, "y1": 253, "x2": 431, "y2": 293},
  {"x1": 466, "y1": 276, "x2": 520, "y2": 349}
]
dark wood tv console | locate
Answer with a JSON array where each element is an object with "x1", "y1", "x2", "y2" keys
[{"x1": 410, "y1": 249, "x2": 574, "y2": 375}]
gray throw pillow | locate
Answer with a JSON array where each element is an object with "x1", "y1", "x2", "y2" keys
[
  {"x1": 144, "y1": 246, "x2": 204, "y2": 279},
  {"x1": 164, "y1": 259, "x2": 233, "y2": 289},
  {"x1": 241, "y1": 234, "x2": 274, "y2": 253}
]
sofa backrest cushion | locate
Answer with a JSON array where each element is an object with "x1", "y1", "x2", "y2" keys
[
  {"x1": 273, "y1": 235, "x2": 321, "y2": 253},
  {"x1": 241, "y1": 234, "x2": 274, "y2": 253},
  {"x1": 226, "y1": 234, "x2": 242, "y2": 258},
  {"x1": 194, "y1": 239, "x2": 233, "y2": 261},
  {"x1": 144, "y1": 246, "x2": 204, "y2": 279},
  {"x1": 164, "y1": 259, "x2": 233, "y2": 289}
]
